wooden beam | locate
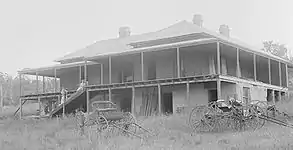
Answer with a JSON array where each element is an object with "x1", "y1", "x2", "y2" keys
[
  {"x1": 217, "y1": 80, "x2": 221, "y2": 100},
  {"x1": 131, "y1": 86, "x2": 135, "y2": 114},
  {"x1": 186, "y1": 80, "x2": 190, "y2": 104},
  {"x1": 158, "y1": 84, "x2": 162, "y2": 114},
  {"x1": 285, "y1": 64, "x2": 289, "y2": 87},
  {"x1": 86, "y1": 90, "x2": 90, "y2": 113},
  {"x1": 279, "y1": 62, "x2": 282, "y2": 86},
  {"x1": 109, "y1": 56, "x2": 112, "y2": 84},
  {"x1": 141, "y1": 52, "x2": 144, "y2": 81},
  {"x1": 253, "y1": 54, "x2": 257, "y2": 81},
  {"x1": 216, "y1": 42, "x2": 221, "y2": 75},
  {"x1": 54, "y1": 68, "x2": 57, "y2": 93},
  {"x1": 176, "y1": 47, "x2": 180, "y2": 78},
  {"x1": 100, "y1": 64, "x2": 104, "y2": 85},
  {"x1": 268, "y1": 59, "x2": 271, "y2": 84},
  {"x1": 236, "y1": 48, "x2": 240, "y2": 78}
]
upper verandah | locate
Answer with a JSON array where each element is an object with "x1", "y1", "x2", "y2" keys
[{"x1": 53, "y1": 14, "x2": 291, "y2": 66}]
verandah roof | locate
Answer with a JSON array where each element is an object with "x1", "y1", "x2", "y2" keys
[{"x1": 18, "y1": 61, "x2": 100, "y2": 78}]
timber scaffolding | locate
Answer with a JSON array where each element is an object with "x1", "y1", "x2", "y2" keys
[{"x1": 16, "y1": 74, "x2": 219, "y2": 118}]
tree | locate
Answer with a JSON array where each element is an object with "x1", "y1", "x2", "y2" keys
[{"x1": 262, "y1": 40, "x2": 289, "y2": 60}]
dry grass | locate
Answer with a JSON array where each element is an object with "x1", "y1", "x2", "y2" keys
[{"x1": 1, "y1": 101, "x2": 293, "y2": 150}]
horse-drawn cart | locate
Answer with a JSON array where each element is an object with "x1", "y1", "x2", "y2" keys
[
  {"x1": 189, "y1": 98, "x2": 265, "y2": 133},
  {"x1": 76, "y1": 101, "x2": 152, "y2": 139}
]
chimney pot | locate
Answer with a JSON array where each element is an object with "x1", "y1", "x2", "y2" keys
[
  {"x1": 119, "y1": 26, "x2": 131, "y2": 38},
  {"x1": 219, "y1": 24, "x2": 230, "y2": 37},
  {"x1": 192, "y1": 14, "x2": 203, "y2": 27}
]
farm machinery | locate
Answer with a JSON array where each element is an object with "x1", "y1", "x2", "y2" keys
[
  {"x1": 75, "y1": 101, "x2": 153, "y2": 139},
  {"x1": 189, "y1": 98, "x2": 293, "y2": 133}
]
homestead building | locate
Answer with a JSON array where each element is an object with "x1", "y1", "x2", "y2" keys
[{"x1": 17, "y1": 14, "x2": 291, "y2": 118}]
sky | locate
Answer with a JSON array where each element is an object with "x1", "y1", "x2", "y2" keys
[{"x1": 0, "y1": 0, "x2": 292, "y2": 76}]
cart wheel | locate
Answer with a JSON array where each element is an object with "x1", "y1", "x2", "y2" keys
[
  {"x1": 252, "y1": 100, "x2": 269, "y2": 116},
  {"x1": 244, "y1": 104, "x2": 265, "y2": 130},
  {"x1": 121, "y1": 112, "x2": 137, "y2": 135},
  {"x1": 95, "y1": 115, "x2": 109, "y2": 133},
  {"x1": 189, "y1": 105, "x2": 216, "y2": 133}
]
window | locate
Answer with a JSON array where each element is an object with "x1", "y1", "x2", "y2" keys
[{"x1": 243, "y1": 87, "x2": 250, "y2": 105}]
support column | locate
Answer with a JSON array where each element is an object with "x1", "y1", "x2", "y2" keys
[
  {"x1": 100, "y1": 64, "x2": 103, "y2": 85},
  {"x1": 286, "y1": 64, "x2": 289, "y2": 87},
  {"x1": 86, "y1": 90, "x2": 90, "y2": 113},
  {"x1": 62, "y1": 102, "x2": 65, "y2": 118},
  {"x1": 216, "y1": 42, "x2": 221, "y2": 75},
  {"x1": 236, "y1": 48, "x2": 240, "y2": 78},
  {"x1": 176, "y1": 47, "x2": 180, "y2": 78},
  {"x1": 108, "y1": 88, "x2": 112, "y2": 102},
  {"x1": 36, "y1": 72, "x2": 41, "y2": 114},
  {"x1": 217, "y1": 80, "x2": 221, "y2": 100},
  {"x1": 279, "y1": 62, "x2": 282, "y2": 86},
  {"x1": 158, "y1": 84, "x2": 161, "y2": 114},
  {"x1": 19, "y1": 73, "x2": 22, "y2": 119},
  {"x1": 131, "y1": 86, "x2": 135, "y2": 114},
  {"x1": 109, "y1": 56, "x2": 112, "y2": 84},
  {"x1": 79, "y1": 66, "x2": 82, "y2": 83},
  {"x1": 186, "y1": 81, "x2": 190, "y2": 104},
  {"x1": 0, "y1": 84, "x2": 3, "y2": 111},
  {"x1": 253, "y1": 54, "x2": 257, "y2": 81},
  {"x1": 141, "y1": 52, "x2": 144, "y2": 81},
  {"x1": 268, "y1": 59, "x2": 271, "y2": 84},
  {"x1": 84, "y1": 61, "x2": 88, "y2": 84},
  {"x1": 42, "y1": 76, "x2": 45, "y2": 93},
  {"x1": 54, "y1": 68, "x2": 57, "y2": 93}
]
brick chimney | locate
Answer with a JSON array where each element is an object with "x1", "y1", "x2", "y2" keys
[
  {"x1": 119, "y1": 26, "x2": 131, "y2": 38},
  {"x1": 192, "y1": 14, "x2": 203, "y2": 27},
  {"x1": 219, "y1": 24, "x2": 230, "y2": 37}
]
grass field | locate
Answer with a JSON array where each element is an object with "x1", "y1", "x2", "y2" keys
[{"x1": 1, "y1": 101, "x2": 293, "y2": 150}]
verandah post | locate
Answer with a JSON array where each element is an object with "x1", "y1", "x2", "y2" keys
[
  {"x1": 268, "y1": 59, "x2": 271, "y2": 84},
  {"x1": 158, "y1": 84, "x2": 161, "y2": 114},
  {"x1": 279, "y1": 62, "x2": 282, "y2": 86},
  {"x1": 109, "y1": 56, "x2": 112, "y2": 84},
  {"x1": 141, "y1": 52, "x2": 144, "y2": 81},
  {"x1": 253, "y1": 54, "x2": 257, "y2": 81},
  {"x1": 19, "y1": 73, "x2": 22, "y2": 119},
  {"x1": 216, "y1": 42, "x2": 221, "y2": 75},
  {"x1": 217, "y1": 80, "x2": 222, "y2": 100},
  {"x1": 176, "y1": 47, "x2": 180, "y2": 78},
  {"x1": 236, "y1": 48, "x2": 240, "y2": 77},
  {"x1": 100, "y1": 64, "x2": 103, "y2": 85},
  {"x1": 36, "y1": 72, "x2": 41, "y2": 115},
  {"x1": 131, "y1": 86, "x2": 135, "y2": 114}
]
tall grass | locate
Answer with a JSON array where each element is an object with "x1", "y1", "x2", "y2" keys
[{"x1": 1, "y1": 102, "x2": 293, "y2": 149}]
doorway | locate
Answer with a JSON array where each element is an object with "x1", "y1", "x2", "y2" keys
[
  {"x1": 148, "y1": 61, "x2": 156, "y2": 80},
  {"x1": 208, "y1": 89, "x2": 218, "y2": 102},
  {"x1": 162, "y1": 92, "x2": 173, "y2": 114}
]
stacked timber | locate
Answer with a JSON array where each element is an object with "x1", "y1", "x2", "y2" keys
[{"x1": 141, "y1": 87, "x2": 158, "y2": 116}]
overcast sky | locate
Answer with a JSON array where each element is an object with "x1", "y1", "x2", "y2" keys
[{"x1": 0, "y1": 0, "x2": 292, "y2": 76}]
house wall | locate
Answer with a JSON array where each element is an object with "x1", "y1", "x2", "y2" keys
[
  {"x1": 87, "y1": 64, "x2": 101, "y2": 85},
  {"x1": 59, "y1": 68, "x2": 79, "y2": 91}
]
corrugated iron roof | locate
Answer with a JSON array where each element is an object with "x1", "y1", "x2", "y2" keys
[{"x1": 54, "y1": 20, "x2": 290, "y2": 64}]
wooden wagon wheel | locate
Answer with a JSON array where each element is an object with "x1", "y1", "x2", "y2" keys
[
  {"x1": 120, "y1": 112, "x2": 137, "y2": 136},
  {"x1": 243, "y1": 104, "x2": 266, "y2": 131},
  {"x1": 95, "y1": 115, "x2": 109, "y2": 133},
  {"x1": 189, "y1": 105, "x2": 216, "y2": 133}
]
